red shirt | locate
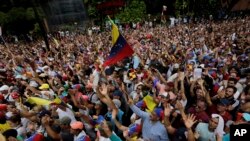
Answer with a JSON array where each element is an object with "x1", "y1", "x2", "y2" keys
[{"x1": 188, "y1": 107, "x2": 210, "y2": 123}]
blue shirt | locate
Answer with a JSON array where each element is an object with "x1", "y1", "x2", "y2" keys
[
  {"x1": 130, "y1": 105, "x2": 169, "y2": 141},
  {"x1": 195, "y1": 122, "x2": 216, "y2": 141}
]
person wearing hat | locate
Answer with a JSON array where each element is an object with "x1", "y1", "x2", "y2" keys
[
  {"x1": 42, "y1": 116, "x2": 74, "y2": 141},
  {"x1": 111, "y1": 108, "x2": 142, "y2": 141},
  {"x1": 0, "y1": 85, "x2": 10, "y2": 101},
  {"x1": 216, "y1": 99, "x2": 232, "y2": 123},
  {"x1": 187, "y1": 100, "x2": 210, "y2": 123},
  {"x1": 38, "y1": 83, "x2": 55, "y2": 100},
  {"x1": 128, "y1": 97, "x2": 169, "y2": 141},
  {"x1": 51, "y1": 100, "x2": 76, "y2": 125},
  {"x1": 70, "y1": 121, "x2": 90, "y2": 141},
  {"x1": 0, "y1": 104, "x2": 11, "y2": 133},
  {"x1": 0, "y1": 85, "x2": 9, "y2": 94},
  {"x1": 2, "y1": 129, "x2": 18, "y2": 141},
  {"x1": 7, "y1": 115, "x2": 26, "y2": 140}
]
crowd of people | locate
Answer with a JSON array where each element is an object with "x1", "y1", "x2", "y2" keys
[{"x1": 0, "y1": 15, "x2": 250, "y2": 141}]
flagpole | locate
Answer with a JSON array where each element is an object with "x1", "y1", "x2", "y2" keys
[{"x1": 107, "y1": 15, "x2": 115, "y2": 25}]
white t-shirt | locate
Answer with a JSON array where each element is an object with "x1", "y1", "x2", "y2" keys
[
  {"x1": 56, "y1": 108, "x2": 76, "y2": 123},
  {"x1": 40, "y1": 90, "x2": 55, "y2": 99}
]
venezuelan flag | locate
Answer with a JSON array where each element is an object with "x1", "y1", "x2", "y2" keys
[
  {"x1": 103, "y1": 17, "x2": 134, "y2": 67},
  {"x1": 25, "y1": 133, "x2": 44, "y2": 141}
]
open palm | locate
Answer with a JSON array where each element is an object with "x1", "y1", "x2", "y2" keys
[
  {"x1": 184, "y1": 114, "x2": 197, "y2": 129},
  {"x1": 164, "y1": 104, "x2": 172, "y2": 117},
  {"x1": 99, "y1": 83, "x2": 108, "y2": 96}
]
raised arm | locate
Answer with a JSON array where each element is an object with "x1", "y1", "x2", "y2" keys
[
  {"x1": 111, "y1": 108, "x2": 128, "y2": 131},
  {"x1": 163, "y1": 104, "x2": 176, "y2": 135},
  {"x1": 183, "y1": 114, "x2": 197, "y2": 141},
  {"x1": 128, "y1": 96, "x2": 148, "y2": 119}
]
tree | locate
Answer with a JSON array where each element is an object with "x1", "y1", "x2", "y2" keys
[
  {"x1": 116, "y1": 0, "x2": 146, "y2": 23},
  {"x1": 0, "y1": 12, "x2": 8, "y2": 25}
]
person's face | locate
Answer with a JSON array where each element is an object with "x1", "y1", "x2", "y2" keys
[
  {"x1": 240, "y1": 93, "x2": 247, "y2": 104},
  {"x1": 70, "y1": 128, "x2": 78, "y2": 135},
  {"x1": 208, "y1": 117, "x2": 219, "y2": 131},
  {"x1": 228, "y1": 81, "x2": 235, "y2": 87},
  {"x1": 94, "y1": 104, "x2": 101, "y2": 110},
  {"x1": 136, "y1": 86, "x2": 142, "y2": 94},
  {"x1": 150, "y1": 112, "x2": 159, "y2": 121},
  {"x1": 240, "y1": 102, "x2": 250, "y2": 113},
  {"x1": 225, "y1": 88, "x2": 234, "y2": 98},
  {"x1": 196, "y1": 89, "x2": 203, "y2": 99},
  {"x1": 113, "y1": 95, "x2": 120, "y2": 100},
  {"x1": 195, "y1": 101, "x2": 205, "y2": 112},
  {"x1": 217, "y1": 104, "x2": 227, "y2": 113}
]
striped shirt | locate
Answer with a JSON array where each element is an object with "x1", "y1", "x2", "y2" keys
[{"x1": 130, "y1": 105, "x2": 169, "y2": 141}]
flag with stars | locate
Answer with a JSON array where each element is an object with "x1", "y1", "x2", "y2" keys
[{"x1": 103, "y1": 18, "x2": 134, "y2": 67}]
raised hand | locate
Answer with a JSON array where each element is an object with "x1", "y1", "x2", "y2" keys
[
  {"x1": 175, "y1": 100, "x2": 184, "y2": 111},
  {"x1": 123, "y1": 130, "x2": 129, "y2": 138},
  {"x1": 128, "y1": 96, "x2": 134, "y2": 106},
  {"x1": 99, "y1": 83, "x2": 108, "y2": 96},
  {"x1": 68, "y1": 89, "x2": 76, "y2": 95},
  {"x1": 178, "y1": 72, "x2": 185, "y2": 81},
  {"x1": 41, "y1": 116, "x2": 50, "y2": 125},
  {"x1": 184, "y1": 114, "x2": 197, "y2": 129},
  {"x1": 164, "y1": 104, "x2": 172, "y2": 117}
]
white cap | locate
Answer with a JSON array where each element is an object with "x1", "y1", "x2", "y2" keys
[
  {"x1": 173, "y1": 63, "x2": 179, "y2": 69},
  {"x1": 29, "y1": 81, "x2": 38, "y2": 88},
  {"x1": 112, "y1": 99, "x2": 121, "y2": 108},
  {"x1": 0, "y1": 85, "x2": 9, "y2": 91},
  {"x1": 199, "y1": 64, "x2": 205, "y2": 69},
  {"x1": 42, "y1": 66, "x2": 49, "y2": 71},
  {"x1": 159, "y1": 92, "x2": 168, "y2": 97}
]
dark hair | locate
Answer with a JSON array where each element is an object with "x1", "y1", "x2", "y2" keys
[
  {"x1": 227, "y1": 86, "x2": 237, "y2": 93},
  {"x1": 8, "y1": 114, "x2": 21, "y2": 124},
  {"x1": 228, "y1": 77, "x2": 238, "y2": 84}
]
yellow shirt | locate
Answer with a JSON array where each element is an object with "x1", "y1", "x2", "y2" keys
[{"x1": 0, "y1": 122, "x2": 11, "y2": 133}]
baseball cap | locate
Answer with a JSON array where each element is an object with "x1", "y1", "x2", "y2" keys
[
  {"x1": 0, "y1": 85, "x2": 9, "y2": 91},
  {"x1": 242, "y1": 113, "x2": 250, "y2": 122},
  {"x1": 94, "y1": 100, "x2": 102, "y2": 105},
  {"x1": 153, "y1": 108, "x2": 164, "y2": 120},
  {"x1": 0, "y1": 104, "x2": 7, "y2": 111},
  {"x1": 128, "y1": 123, "x2": 142, "y2": 136},
  {"x1": 39, "y1": 84, "x2": 50, "y2": 90},
  {"x1": 218, "y1": 99, "x2": 230, "y2": 106},
  {"x1": 38, "y1": 110, "x2": 51, "y2": 118},
  {"x1": 11, "y1": 92, "x2": 20, "y2": 99},
  {"x1": 29, "y1": 81, "x2": 38, "y2": 88},
  {"x1": 60, "y1": 116, "x2": 71, "y2": 125},
  {"x1": 113, "y1": 90, "x2": 123, "y2": 97},
  {"x1": 70, "y1": 121, "x2": 84, "y2": 130},
  {"x1": 112, "y1": 99, "x2": 121, "y2": 108},
  {"x1": 95, "y1": 115, "x2": 105, "y2": 124}
]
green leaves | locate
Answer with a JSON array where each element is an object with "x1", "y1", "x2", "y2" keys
[
  {"x1": 0, "y1": 12, "x2": 8, "y2": 25},
  {"x1": 116, "y1": 0, "x2": 146, "y2": 23}
]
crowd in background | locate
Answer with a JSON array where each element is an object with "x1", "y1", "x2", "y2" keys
[{"x1": 0, "y1": 16, "x2": 250, "y2": 141}]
